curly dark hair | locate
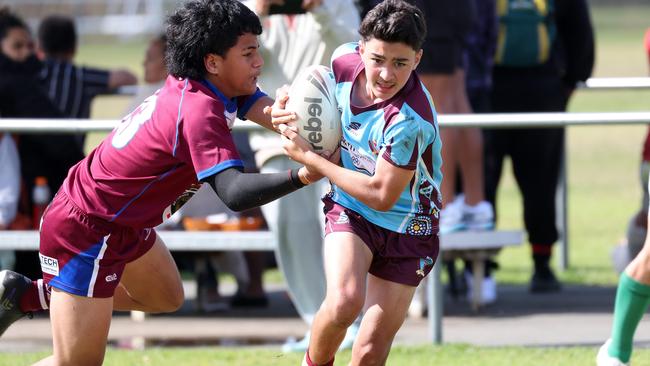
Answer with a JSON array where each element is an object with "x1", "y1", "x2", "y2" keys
[
  {"x1": 37, "y1": 15, "x2": 77, "y2": 57},
  {"x1": 165, "y1": 0, "x2": 262, "y2": 80},
  {"x1": 358, "y1": 0, "x2": 427, "y2": 51},
  {"x1": 0, "y1": 7, "x2": 28, "y2": 43}
]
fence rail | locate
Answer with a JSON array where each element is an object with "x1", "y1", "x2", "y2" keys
[{"x1": 1, "y1": 111, "x2": 650, "y2": 134}]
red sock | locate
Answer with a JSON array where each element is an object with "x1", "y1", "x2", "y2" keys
[
  {"x1": 19, "y1": 279, "x2": 50, "y2": 313},
  {"x1": 305, "y1": 349, "x2": 334, "y2": 366}
]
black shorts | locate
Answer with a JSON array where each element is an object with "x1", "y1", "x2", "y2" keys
[{"x1": 415, "y1": 0, "x2": 477, "y2": 74}]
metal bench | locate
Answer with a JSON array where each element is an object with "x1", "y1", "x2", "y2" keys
[{"x1": 0, "y1": 229, "x2": 521, "y2": 343}]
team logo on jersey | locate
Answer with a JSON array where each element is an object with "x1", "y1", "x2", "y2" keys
[
  {"x1": 416, "y1": 256, "x2": 434, "y2": 277},
  {"x1": 347, "y1": 122, "x2": 361, "y2": 131},
  {"x1": 345, "y1": 121, "x2": 362, "y2": 137},
  {"x1": 341, "y1": 140, "x2": 376, "y2": 175},
  {"x1": 105, "y1": 273, "x2": 118, "y2": 282},
  {"x1": 163, "y1": 184, "x2": 201, "y2": 221},
  {"x1": 406, "y1": 216, "x2": 432, "y2": 236}
]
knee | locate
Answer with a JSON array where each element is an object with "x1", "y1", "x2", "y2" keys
[
  {"x1": 152, "y1": 284, "x2": 185, "y2": 313},
  {"x1": 324, "y1": 293, "x2": 363, "y2": 328},
  {"x1": 164, "y1": 285, "x2": 185, "y2": 312}
]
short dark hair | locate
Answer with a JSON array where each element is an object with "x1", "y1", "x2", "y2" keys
[
  {"x1": 358, "y1": 0, "x2": 427, "y2": 51},
  {"x1": 37, "y1": 15, "x2": 76, "y2": 56},
  {"x1": 165, "y1": 0, "x2": 262, "y2": 80},
  {"x1": 0, "y1": 7, "x2": 28, "y2": 42}
]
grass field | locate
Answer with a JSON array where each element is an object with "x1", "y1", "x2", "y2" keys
[
  {"x1": 6, "y1": 3, "x2": 650, "y2": 366},
  {"x1": 4, "y1": 345, "x2": 650, "y2": 366}
]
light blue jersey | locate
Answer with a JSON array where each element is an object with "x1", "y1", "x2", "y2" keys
[{"x1": 328, "y1": 42, "x2": 443, "y2": 235}]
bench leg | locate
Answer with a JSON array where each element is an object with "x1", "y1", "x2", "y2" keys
[
  {"x1": 471, "y1": 259, "x2": 485, "y2": 312},
  {"x1": 428, "y1": 251, "x2": 443, "y2": 344}
]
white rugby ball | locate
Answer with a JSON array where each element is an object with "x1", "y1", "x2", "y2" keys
[{"x1": 286, "y1": 65, "x2": 341, "y2": 154}]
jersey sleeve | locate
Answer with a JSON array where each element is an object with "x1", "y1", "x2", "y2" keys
[
  {"x1": 380, "y1": 114, "x2": 420, "y2": 170},
  {"x1": 81, "y1": 66, "x2": 111, "y2": 95},
  {"x1": 179, "y1": 110, "x2": 244, "y2": 181}
]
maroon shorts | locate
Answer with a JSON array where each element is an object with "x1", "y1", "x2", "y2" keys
[
  {"x1": 39, "y1": 191, "x2": 156, "y2": 298},
  {"x1": 323, "y1": 198, "x2": 439, "y2": 286}
]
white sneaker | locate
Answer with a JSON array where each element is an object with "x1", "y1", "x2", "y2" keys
[
  {"x1": 597, "y1": 339, "x2": 630, "y2": 366},
  {"x1": 463, "y1": 201, "x2": 494, "y2": 231},
  {"x1": 440, "y1": 197, "x2": 465, "y2": 234},
  {"x1": 282, "y1": 331, "x2": 310, "y2": 353},
  {"x1": 464, "y1": 271, "x2": 497, "y2": 305}
]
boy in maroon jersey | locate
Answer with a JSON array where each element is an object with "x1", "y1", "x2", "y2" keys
[{"x1": 0, "y1": 0, "x2": 324, "y2": 364}]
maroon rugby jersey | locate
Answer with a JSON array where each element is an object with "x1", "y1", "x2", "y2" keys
[{"x1": 63, "y1": 75, "x2": 265, "y2": 228}]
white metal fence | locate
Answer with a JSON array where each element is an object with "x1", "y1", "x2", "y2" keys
[{"x1": 3, "y1": 0, "x2": 181, "y2": 37}]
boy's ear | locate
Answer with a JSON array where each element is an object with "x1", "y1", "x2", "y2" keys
[
  {"x1": 204, "y1": 53, "x2": 222, "y2": 75},
  {"x1": 413, "y1": 49, "x2": 423, "y2": 70}
]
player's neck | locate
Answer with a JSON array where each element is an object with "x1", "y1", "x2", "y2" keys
[{"x1": 352, "y1": 73, "x2": 382, "y2": 106}]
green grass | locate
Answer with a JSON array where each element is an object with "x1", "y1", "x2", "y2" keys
[
  {"x1": 72, "y1": 3, "x2": 650, "y2": 288},
  {"x1": 5, "y1": 345, "x2": 650, "y2": 366}
]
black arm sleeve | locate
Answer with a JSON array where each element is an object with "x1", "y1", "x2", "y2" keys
[{"x1": 202, "y1": 167, "x2": 305, "y2": 212}]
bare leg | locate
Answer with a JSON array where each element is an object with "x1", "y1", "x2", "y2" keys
[
  {"x1": 458, "y1": 127, "x2": 485, "y2": 205},
  {"x1": 113, "y1": 235, "x2": 184, "y2": 312},
  {"x1": 306, "y1": 232, "x2": 372, "y2": 365},
  {"x1": 420, "y1": 72, "x2": 459, "y2": 206},
  {"x1": 32, "y1": 289, "x2": 113, "y2": 366},
  {"x1": 350, "y1": 274, "x2": 416, "y2": 366}
]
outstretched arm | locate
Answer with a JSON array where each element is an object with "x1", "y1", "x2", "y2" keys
[{"x1": 202, "y1": 166, "x2": 311, "y2": 212}]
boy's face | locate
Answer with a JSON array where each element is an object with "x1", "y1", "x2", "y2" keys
[
  {"x1": 143, "y1": 39, "x2": 167, "y2": 84},
  {"x1": 205, "y1": 33, "x2": 263, "y2": 98},
  {"x1": 359, "y1": 38, "x2": 422, "y2": 102},
  {"x1": 1, "y1": 27, "x2": 33, "y2": 63}
]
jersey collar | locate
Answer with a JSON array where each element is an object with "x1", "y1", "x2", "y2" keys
[{"x1": 200, "y1": 78, "x2": 238, "y2": 114}]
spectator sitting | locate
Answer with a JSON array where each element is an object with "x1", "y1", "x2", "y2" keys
[{"x1": 0, "y1": 6, "x2": 66, "y2": 280}]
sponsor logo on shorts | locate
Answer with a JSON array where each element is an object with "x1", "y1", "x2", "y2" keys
[
  {"x1": 416, "y1": 256, "x2": 434, "y2": 277},
  {"x1": 105, "y1": 273, "x2": 118, "y2": 282},
  {"x1": 39, "y1": 253, "x2": 59, "y2": 276}
]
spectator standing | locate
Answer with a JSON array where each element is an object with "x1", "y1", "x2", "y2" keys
[
  {"x1": 596, "y1": 27, "x2": 650, "y2": 366},
  {"x1": 484, "y1": 0, "x2": 594, "y2": 292},
  {"x1": 454, "y1": 0, "x2": 499, "y2": 304},
  {"x1": 413, "y1": 0, "x2": 494, "y2": 234},
  {"x1": 243, "y1": 0, "x2": 361, "y2": 352}
]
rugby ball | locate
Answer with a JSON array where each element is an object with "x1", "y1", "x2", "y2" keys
[{"x1": 286, "y1": 65, "x2": 342, "y2": 154}]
